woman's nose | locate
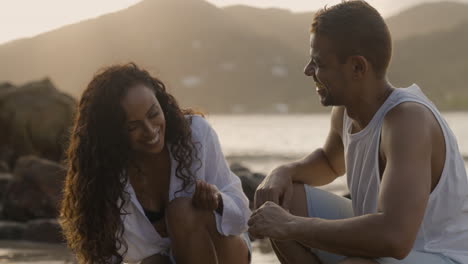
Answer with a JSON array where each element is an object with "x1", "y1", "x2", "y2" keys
[{"x1": 142, "y1": 119, "x2": 155, "y2": 135}]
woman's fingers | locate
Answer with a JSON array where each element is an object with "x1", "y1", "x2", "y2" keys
[
  {"x1": 192, "y1": 180, "x2": 219, "y2": 210},
  {"x1": 192, "y1": 180, "x2": 201, "y2": 208}
]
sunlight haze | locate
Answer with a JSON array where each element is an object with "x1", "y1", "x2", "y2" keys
[{"x1": 0, "y1": 0, "x2": 467, "y2": 44}]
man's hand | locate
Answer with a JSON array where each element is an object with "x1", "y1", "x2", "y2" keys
[
  {"x1": 192, "y1": 180, "x2": 221, "y2": 211},
  {"x1": 254, "y1": 166, "x2": 294, "y2": 209},
  {"x1": 248, "y1": 201, "x2": 296, "y2": 240}
]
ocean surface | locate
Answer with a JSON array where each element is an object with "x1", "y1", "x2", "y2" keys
[
  {"x1": 2, "y1": 112, "x2": 468, "y2": 264},
  {"x1": 208, "y1": 112, "x2": 468, "y2": 195}
]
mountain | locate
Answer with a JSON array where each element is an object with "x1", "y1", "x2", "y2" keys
[
  {"x1": 389, "y1": 20, "x2": 468, "y2": 109},
  {"x1": 386, "y1": 1, "x2": 468, "y2": 40},
  {"x1": 224, "y1": 6, "x2": 314, "y2": 55},
  {"x1": 0, "y1": 0, "x2": 467, "y2": 113},
  {"x1": 0, "y1": 0, "x2": 317, "y2": 113}
]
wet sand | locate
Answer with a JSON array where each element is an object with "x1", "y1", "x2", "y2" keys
[
  {"x1": 0, "y1": 240, "x2": 279, "y2": 264},
  {"x1": 0, "y1": 240, "x2": 75, "y2": 263}
]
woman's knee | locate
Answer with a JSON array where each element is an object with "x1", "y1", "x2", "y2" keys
[{"x1": 166, "y1": 197, "x2": 213, "y2": 232}]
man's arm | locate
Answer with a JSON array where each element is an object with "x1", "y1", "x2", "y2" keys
[
  {"x1": 290, "y1": 106, "x2": 346, "y2": 186},
  {"x1": 254, "y1": 106, "x2": 346, "y2": 208},
  {"x1": 290, "y1": 103, "x2": 434, "y2": 259}
]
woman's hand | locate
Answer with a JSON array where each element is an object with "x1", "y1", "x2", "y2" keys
[{"x1": 192, "y1": 180, "x2": 221, "y2": 211}]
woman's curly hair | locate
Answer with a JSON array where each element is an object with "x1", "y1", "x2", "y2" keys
[{"x1": 59, "y1": 63, "x2": 201, "y2": 263}]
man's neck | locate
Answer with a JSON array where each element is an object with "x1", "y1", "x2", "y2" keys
[{"x1": 345, "y1": 80, "x2": 394, "y2": 132}]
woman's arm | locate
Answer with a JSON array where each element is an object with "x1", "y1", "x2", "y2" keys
[{"x1": 196, "y1": 117, "x2": 251, "y2": 236}]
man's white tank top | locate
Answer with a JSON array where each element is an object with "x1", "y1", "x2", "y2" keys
[{"x1": 342, "y1": 84, "x2": 468, "y2": 263}]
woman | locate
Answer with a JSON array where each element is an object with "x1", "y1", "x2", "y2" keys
[{"x1": 60, "y1": 63, "x2": 251, "y2": 264}]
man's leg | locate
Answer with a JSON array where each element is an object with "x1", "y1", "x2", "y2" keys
[
  {"x1": 166, "y1": 197, "x2": 249, "y2": 264},
  {"x1": 270, "y1": 183, "x2": 322, "y2": 264}
]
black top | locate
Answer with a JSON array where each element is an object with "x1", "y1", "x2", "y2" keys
[{"x1": 143, "y1": 207, "x2": 165, "y2": 223}]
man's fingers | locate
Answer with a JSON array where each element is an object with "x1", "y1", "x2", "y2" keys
[
  {"x1": 255, "y1": 188, "x2": 282, "y2": 209},
  {"x1": 254, "y1": 190, "x2": 264, "y2": 209},
  {"x1": 268, "y1": 191, "x2": 280, "y2": 206},
  {"x1": 248, "y1": 221, "x2": 265, "y2": 240},
  {"x1": 248, "y1": 213, "x2": 260, "y2": 226}
]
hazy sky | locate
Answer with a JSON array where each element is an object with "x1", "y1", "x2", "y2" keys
[{"x1": 0, "y1": 0, "x2": 466, "y2": 45}]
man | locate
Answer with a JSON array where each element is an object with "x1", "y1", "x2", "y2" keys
[{"x1": 248, "y1": 1, "x2": 468, "y2": 264}]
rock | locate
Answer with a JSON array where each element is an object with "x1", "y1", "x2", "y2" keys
[
  {"x1": 0, "y1": 82, "x2": 15, "y2": 97},
  {"x1": 0, "y1": 160, "x2": 13, "y2": 197},
  {"x1": 0, "y1": 172, "x2": 13, "y2": 218},
  {"x1": 22, "y1": 219, "x2": 64, "y2": 243},
  {"x1": 0, "y1": 221, "x2": 26, "y2": 240},
  {"x1": 0, "y1": 78, "x2": 76, "y2": 165},
  {"x1": 2, "y1": 156, "x2": 66, "y2": 221},
  {"x1": 0, "y1": 160, "x2": 9, "y2": 172},
  {"x1": 230, "y1": 163, "x2": 265, "y2": 207},
  {"x1": 0, "y1": 219, "x2": 63, "y2": 243}
]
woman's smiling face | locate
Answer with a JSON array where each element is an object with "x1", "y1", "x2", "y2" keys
[{"x1": 121, "y1": 83, "x2": 166, "y2": 154}]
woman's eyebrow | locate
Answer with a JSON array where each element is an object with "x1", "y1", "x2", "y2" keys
[{"x1": 128, "y1": 103, "x2": 156, "y2": 123}]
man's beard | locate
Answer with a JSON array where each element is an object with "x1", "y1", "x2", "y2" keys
[{"x1": 316, "y1": 83, "x2": 334, "y2": 106}]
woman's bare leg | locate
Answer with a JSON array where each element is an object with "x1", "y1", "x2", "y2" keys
[
  {"x1": 140, "y1": 254, "x2": 171, "y2": 264},
  {"x1": 166, "y1": 197, "x2": 249, "y2": 264}
]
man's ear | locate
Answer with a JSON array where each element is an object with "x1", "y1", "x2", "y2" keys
[{"x1": 350, "y1": 55, "x2": 369, "y2": 79}]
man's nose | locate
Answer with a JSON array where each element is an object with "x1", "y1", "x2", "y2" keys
[{"x1": 304, "y1": 61, "x2": 315, "y2": 76}]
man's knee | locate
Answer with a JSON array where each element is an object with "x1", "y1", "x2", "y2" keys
[{"x1": 288, "y1": 183, "x2": 309, "y2": 217}]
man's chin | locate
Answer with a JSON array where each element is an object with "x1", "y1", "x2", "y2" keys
[{"x1": 319, "y1": 96, "x2": 333, "y2": 106}]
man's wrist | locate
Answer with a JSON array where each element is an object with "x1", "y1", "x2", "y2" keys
[
  {"x1": 285, "y1": 215, "x2": 303, "y2": 240},
  {"x1": 290, "y1": 216, "x2": 320, "y2": 247},
  {"x1": 276, "y1": 163, "x2": 297, "y2": 181}
]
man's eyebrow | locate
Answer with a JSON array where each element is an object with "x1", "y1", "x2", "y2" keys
[{"x1": 128, "y1": 103, "x2": 156, "y2": 123}]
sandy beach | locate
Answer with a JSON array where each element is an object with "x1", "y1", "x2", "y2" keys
[{"x1": 0, "y1": 240, "x2": 280, "y2": 264}]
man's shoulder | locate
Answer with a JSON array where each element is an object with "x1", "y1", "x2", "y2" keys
[
  {"x1": 383, "y1": 102, "x2": 436, "y2": 129},
  {"x1": 381, "y1": 102, "x2": 440, "y2": 153}
]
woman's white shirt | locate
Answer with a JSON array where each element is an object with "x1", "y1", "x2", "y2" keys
[{"x1": 118, "y1": 116, "x2": 251, "y2": 263}]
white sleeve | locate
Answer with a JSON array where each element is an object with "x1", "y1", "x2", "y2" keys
[{"x1": 199, "y1": 118, "x2": 251, "y2": 236}]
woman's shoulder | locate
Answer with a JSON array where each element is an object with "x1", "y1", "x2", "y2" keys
[{"x1": 185, "y1": 114, "x2": 213, "y2": 140}]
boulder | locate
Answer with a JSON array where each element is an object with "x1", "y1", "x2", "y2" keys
[
  {"x1": 22, "y1": 219, "x2": 64, "y2": 243},
  {"x1": 0, "y1": 221, "x2": 26, "y2": 240},
  {"x1": 0, "y1": 78, "x2": 76, "y2": 166},
  {"x1": 2, "y1": 156, "x2": 66, "y2": 221},
  {"x1": 230, "y1": 163, "x2": 265, "y2": 207},
  {"x1": 0, "y1": 82, "x2": 15, "y2": 96},
  {"x1": 0, "y1": 219, "x2": 63, "y2": 243}
]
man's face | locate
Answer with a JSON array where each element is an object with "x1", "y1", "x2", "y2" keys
[{"x1": 304, "y1": 34, "x2": 350, "y2": 106}]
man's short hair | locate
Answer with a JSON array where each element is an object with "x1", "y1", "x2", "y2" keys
[{"x1": 311, "y1": 0, "x2": 392, "y2": 79}]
